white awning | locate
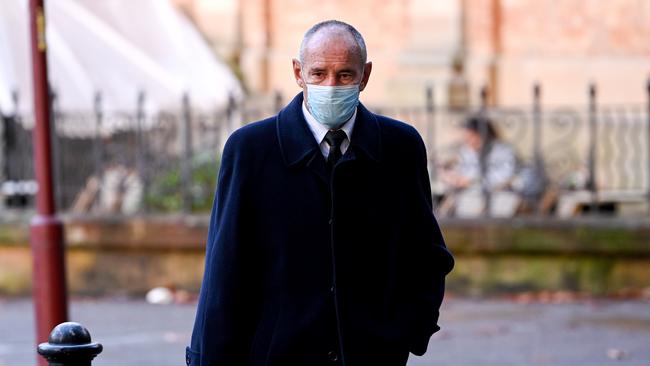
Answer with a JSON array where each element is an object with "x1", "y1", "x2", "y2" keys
[{"x1": 0, "y1": 0, "x2": 243, "y2": 116}]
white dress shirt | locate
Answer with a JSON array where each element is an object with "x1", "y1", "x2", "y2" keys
[{"x1": 302, "y1": 101, "x2": 356, "y2": 158}]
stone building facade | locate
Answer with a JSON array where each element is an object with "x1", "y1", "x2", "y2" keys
[{"x1": 173, "y1": 0, "x2": 650, "y2": 107}]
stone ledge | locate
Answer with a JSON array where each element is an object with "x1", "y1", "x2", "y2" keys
[
  {"x1": 2, "y1": 215, "x2": 650, "y2": 257},
  {"x1": 1, "y1": 215, "x2": 649, "y2": 296},
  {"x1": 440, "y1": 218, "x2": 650, "y2": 257},
  {"x1": 63, "y1": 214, "x2": 209, "y2": 250}
]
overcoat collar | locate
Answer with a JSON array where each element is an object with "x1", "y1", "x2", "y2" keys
[{"x1": 276, "y1": 93, "x2": 381, "y2": 167}]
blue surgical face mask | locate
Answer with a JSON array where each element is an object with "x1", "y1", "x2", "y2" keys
[{"x1": 305, "y1": 83, "x2": 360, "y2": 129}]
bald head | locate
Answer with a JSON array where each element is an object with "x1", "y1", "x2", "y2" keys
[
  {"x1": 292, "y1": 20, "x2": 372, "y2": 99},
  {"x1": 299, "y1": 20, "x2": 367, "y2": 68}
]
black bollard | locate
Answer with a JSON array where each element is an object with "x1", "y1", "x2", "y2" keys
[{"x1": 38, "y1": 322, "x2": 103, "y2": 366}]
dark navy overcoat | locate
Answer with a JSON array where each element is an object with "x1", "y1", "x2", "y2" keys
[{"x1": 187, "y1": 93, "x2": 454, "y2": 366}]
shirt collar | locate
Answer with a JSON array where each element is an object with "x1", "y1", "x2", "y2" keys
[
  {"x1": 276, "y1": 93, "x2": 381, "y2": 167},
  {"x1": 302, "y1": 101, "x2": 356, "y2": 145}
]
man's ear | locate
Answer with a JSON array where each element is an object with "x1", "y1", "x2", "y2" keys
[
  {"x1": 292, "y1": 59, "x2": 305, "y2": 88},
  {"x1": 359, "y1": 61, "x2": 372, "y2": 92}
]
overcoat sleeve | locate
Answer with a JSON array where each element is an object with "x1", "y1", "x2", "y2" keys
[
  {"x1": 186, "y1": 132, "x2": 261, "y2": 366},
  {"x1": 406, "y1": 133, "x2": 455, "y2": 356}
]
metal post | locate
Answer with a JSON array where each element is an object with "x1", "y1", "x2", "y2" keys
[
  {"x1": 227, "y1": 92, "x2": 237, "y2": 134},
  {"x1": 93, "y1": 92, "x2": 103, "y2": 182},
  {"x1": 219, "y1": 94, "x2": 236, "y2": 155},
  {"x1": 479, "y1": 85, "x2": 491, "y2": 216},
  {"x1": 135, "y1": 91, "x2": 147, "y2": 212},
  {"x1": 28, "y1": 2, "x2": 68, "y2": 366},
  {"x1": 0, "y1": 96, "x2": 5, "y2": 192},
  {"x1": 213, "y1": 108, "x2": 223, "y2": 163},
  {"x1": 646, "y1": 78, "x2": 650, "y2": 215},
  {"x1": 532, "y1": 83, "x2": 542, "y2": 214},
  {"x1": 38, "y1": 322, "x2": 103, "y2": 366},
  {"x1": 425, "y1": 86, "x2": 437, "y2": 207},
  {"x1": 11, "y1": 90, "x2": 29, "y2": 182},
  {"x1": 587, "y1": 83, "x2": 598, "y2": 214},
  {"x1": 274, "y1": 90, "x2": 284, "y2": 113},
  {"x1": 181, "y1": 93, "x2": 193, "y2": 213}
]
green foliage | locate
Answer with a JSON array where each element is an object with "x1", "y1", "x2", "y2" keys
[{"x1": 145, "y1": 152, "x2": 220, "y2": 213}]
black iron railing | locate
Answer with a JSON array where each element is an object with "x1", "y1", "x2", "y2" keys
[{"x1": 2, "y1": 82, "x2": 649, "y2": 218}]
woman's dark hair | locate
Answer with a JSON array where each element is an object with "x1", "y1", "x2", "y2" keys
[{"x1": 463, "y1": 115, "x2": 500, "y2": 142}]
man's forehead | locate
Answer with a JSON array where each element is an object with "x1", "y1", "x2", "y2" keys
[
  {"x1": 304, "y1": 61, "x2": 358, "y2": 72},
  {"x1": 302, "y1": 28, "x2": 361, "y2": 60}
]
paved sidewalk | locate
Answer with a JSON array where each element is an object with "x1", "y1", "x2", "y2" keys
[{"x1": 1, "y1": 297, "x2": 649, "y2": 366}]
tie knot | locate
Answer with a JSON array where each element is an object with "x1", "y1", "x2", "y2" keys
[{"x1": 324, "y1": 129, "x2": 347, "y2": 148}]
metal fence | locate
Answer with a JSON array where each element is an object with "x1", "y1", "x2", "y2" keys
[
  {"x1": 2, "y1": 90, "x2": 256, "y2": 214},
  {"x1": 385, "y1": 83, "x2": 650, "y2": 218},
  {"x1": 2, "y1": 82, "x2": 649, "y2": 218}
]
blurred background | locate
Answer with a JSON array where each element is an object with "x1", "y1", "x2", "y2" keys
[{"x1": 1, "y1": 0, "x2": 649, "y2": 365}]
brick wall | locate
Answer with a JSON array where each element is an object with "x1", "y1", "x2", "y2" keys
[
  {"x1": 465, "y1": 0, "x2": 650, "y2": 105},
  {"x1": 174, "y1": 0, "x2": 649, "y2": 107},
  {"x1": 173, "y1": 0, "x2": 460, "y2": 107}
]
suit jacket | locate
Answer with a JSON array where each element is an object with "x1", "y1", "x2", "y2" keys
[{"x1": 187, "y1": 93, "x2": 454, "y2": 366}]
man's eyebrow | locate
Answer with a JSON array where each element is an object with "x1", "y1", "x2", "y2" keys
[{"x1": 308, "y1": 67, "x2": 326, "y2": 72}]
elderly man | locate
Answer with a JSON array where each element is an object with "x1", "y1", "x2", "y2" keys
[{"x1": 186, "y1": 20, "x2": 454, "y2": 366}]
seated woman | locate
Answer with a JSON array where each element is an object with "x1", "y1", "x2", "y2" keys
[{"x1": 439, "y1": 115, "x2": 519, "y2": 217}]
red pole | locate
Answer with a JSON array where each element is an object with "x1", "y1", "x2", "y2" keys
[{"x1": 28, "y1": 1, "x2": 68, "y2": 364}]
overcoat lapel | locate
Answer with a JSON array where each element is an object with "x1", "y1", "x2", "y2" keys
[
  {"x1": 274, "y1": 93, "x2": 325, "y2": 185},
  {"x1": 276, "y1": 93, "x2": 382, "y2": 186}
]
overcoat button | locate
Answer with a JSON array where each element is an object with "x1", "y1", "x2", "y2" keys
[{"x1": 327, "y1": 351, "x2": 338, "y2": 362}]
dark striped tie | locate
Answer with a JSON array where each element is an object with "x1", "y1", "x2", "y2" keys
[{"x1": 324, "y1": 129, "x2": 347, "y2": 169}]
